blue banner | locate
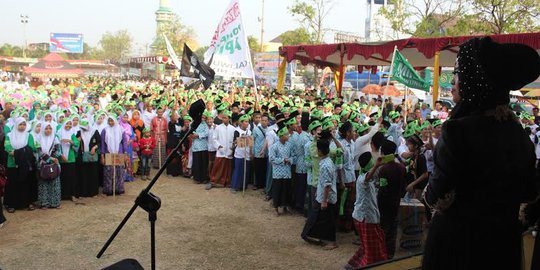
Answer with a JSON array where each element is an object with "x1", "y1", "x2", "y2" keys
[{"x1": 49, "y1": 33, "x2": 84, "y2": 54}]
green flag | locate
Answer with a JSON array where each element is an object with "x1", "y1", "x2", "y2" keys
[
  {"x1": 424, "y1": 69, "x2": 453, "y2": 89},
  {"x1": 391, "y1": 49, "x2": 430, "y2": 91}
]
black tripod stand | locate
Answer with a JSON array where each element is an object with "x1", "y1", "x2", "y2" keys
[{"x1": 97, "y1": 100, "x2": 205, "y2": 270}]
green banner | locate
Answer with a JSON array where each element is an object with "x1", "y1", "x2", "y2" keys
[
  {"x1": 424, "y1": 69, "x2": 453, "y2": 89},
  {"x1": 391, "y1": 50, "x2": 430, "y2": 91}
]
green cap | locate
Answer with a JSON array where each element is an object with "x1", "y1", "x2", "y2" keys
[
  {"x1": 389, "y1": 111, "x2": 400, "y2": 120},
  {"x1": 239, "y1": 114, "x2": 250, "y2": 122},
  {"x1": 357, "y1": 124, "x2": 370, "y2": 134},
  {"x1": 308, "y1": 120, "x2": 322, "y2": 132},
  {"x1": 203, "y1": 111, "x2": 213, "y2": 118},
  {"x1": 322, "y1": 121, "x2": 334, "y2": 131},
  {"x1": 277, "y1": 126, "x2": 289, "y2": 137},
  {"x1": 223, "y1": 110, "x2": 232, "y2": 118},
  {"x1": 311, "y1": 109, "x2": 323, "y2": 120},
  {"x1": 432, "y1": 119, "x2": 443, "y2": 128},
  {"x1": 285, "y1": 117, "x2": 296, "y2": 127},
  {"x1": 183, "y1": 115, "x2": 193, "y2": 121}
]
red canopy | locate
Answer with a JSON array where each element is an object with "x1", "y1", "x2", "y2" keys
[
  {"x1": 24, "y1": 53, "x2": 83, "y2": 78},
  {"x1": 279, "y1": 32, "x2": 540, "y2": 68}
]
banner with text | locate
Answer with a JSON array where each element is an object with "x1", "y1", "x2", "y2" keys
[
  {"x1": 49, "y1": 33, "x2": 83, "y2": 54},
  {"x1": 392, "y1": 50, "x2": 430, "y2": 91},
  {"x1": 203, "y1": 0, "x2": 254, "y2": 79}
]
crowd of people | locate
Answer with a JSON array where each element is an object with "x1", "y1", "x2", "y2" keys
[{"x1": 1, "y1": 37, "x2": 540, "y2": 269}]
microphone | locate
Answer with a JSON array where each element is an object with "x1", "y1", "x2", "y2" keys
[{"x1": 188, "y1": 99, "x2": 206, "y2": 130}]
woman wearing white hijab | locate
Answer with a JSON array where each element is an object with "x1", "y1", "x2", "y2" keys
[
  {"x1": 94, "y1": 112, "x2": 108, "y2": 135},
  {"x1": 4, "y1": 117, "x2": 38, "y2": 212},
  {"x1": 57, "y1": 116, "x2": 80, "y2": 202},
  {"x1": 100, "y1": 115, "x2": 127, "y2": 196},
  {"x1": 78, "y1": 119, "x2": 101, "y2": 197},
  {"x1": 37, "y1": 122, "x2": 62, "y2": 209},
  {"x1": 28, "y1": 120, "x2": 42, "y2": 203}
]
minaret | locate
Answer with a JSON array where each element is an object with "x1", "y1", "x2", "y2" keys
[{"x1": 156, "y1": 0, "x2": 173, "y2": 32}]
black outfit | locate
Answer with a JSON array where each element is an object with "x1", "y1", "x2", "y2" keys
[
  {"x1": 422, "y1": 36, "x2": 540, "y2": 270},
  {"x1": 166, "y1": 121, "x2": 182, "y2": 177},
  {"x1": 377, "y1": 161, "x2": 407, "y2": 259},
  {"x1": 301, "y1": 202, "x2": 337, "y2": 242},
  {"x1": 4, "y1": 146, "x2": 36, "y2": 209},
  {"x1": 79, "y1": 130, "x2": 101, "y2": 197}
]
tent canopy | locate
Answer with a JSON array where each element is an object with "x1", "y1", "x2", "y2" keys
[
  {"x1": 24, "y1": 53, "x2": 83, "y2": 78},
  {"x1": 279, "y1": 32, "x2": 540, "y2": 68}
]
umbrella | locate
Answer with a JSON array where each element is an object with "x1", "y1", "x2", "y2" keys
[
  {"x1": 361, "y1": 84, "x2": 382, "y2": 95},
  {"x1": 381, "y1": 85, "x2": 402, "y2": 97},
  {"x1": 524, "y1": 89, "x2": 540, "y2": 97}
]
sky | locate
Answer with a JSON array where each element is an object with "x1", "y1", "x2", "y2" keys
[{"x1": 0, "y1": 0, "x2": 368, "y2": 54}]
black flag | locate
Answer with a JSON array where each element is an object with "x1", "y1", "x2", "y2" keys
[{"x1": 181, "y1": 43, "x2": 215, "y2": 90}]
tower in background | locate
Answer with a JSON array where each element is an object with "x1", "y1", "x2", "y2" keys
[
  {"x1": 156, "y1": 0, "x2": 173, "y2": 32},
  {"x1": 365, "y1": 0, "x2": 397, "y2": 41}
]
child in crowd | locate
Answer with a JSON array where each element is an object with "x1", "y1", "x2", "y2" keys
[
  {"x1": 346, "y1": 152, "x2": 388, "y2": 269},
  {"x1": 139, "y1": 128, "x2": 156, "y2": 180}
]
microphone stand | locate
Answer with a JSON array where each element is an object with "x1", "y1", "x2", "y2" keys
[{"x1": 97, "y1": 121, "x2": 200, "y2": 270}]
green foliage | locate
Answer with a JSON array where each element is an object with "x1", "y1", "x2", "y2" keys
[
  {"x1": 152, "y1": 14, "x2": 196, "y2": 56},
  {"x1": 379, "y1": 0, "x2": 539, "y2": 37},
  {"x1": 98, "y1": 29, "x2": 132, "y2": 61},
  {"x1": 470, "y1": 0, "x2": 540, "y2": 34},
  {"x1": 194, "y1": 46, "x2": 209, "y2": 60},
  {"x1": 0, "y1": 44, "x2": 23, "y2": 57},
  {"x1": 288, "y1": 0, "x2": 335, "y2": 43},
  {"x1": 280, "y1": 28, "x2": 313, "y2": 45},
  {"x1": 247, "y1": 35, "x2": 261, "y2": 53}
]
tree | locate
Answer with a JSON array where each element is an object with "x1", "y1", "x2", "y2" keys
[
  {"x1": 194, "y1": 46, "x2": 209, "y2": 60},
  {"x1": 98, "y1": 29, "x2": 133, "y2": 61},
  {"x1": 379, "y1": 0, "x2": 467, "y2": 37},
  {"x1": 470, "y1": 0, "x2": 540, "y2": 34},
  {"x1": 248, "y1": 35, "x2": 261, "y2": 53},
  {"x1": 288, "y1": 0, "x2": 335, "y2": 88},
  {"x1": 288, "y1": 0, "x2": 335, "y2": 43},
  {"x1": 152, "y1": 14, "x2": 197, "y2": 56},
  {"x1": 280, "y1": 28, "x2": 313, "y2": 46},
  {"x1": 0, "y1": 44, "x2": 23, "y2": 57}
]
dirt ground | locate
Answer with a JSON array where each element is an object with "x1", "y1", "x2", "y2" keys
[{"x1": 0, "y1": 176, "x2": 360, "y2": 270}]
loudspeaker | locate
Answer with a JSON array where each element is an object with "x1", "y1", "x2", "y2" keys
[{"x1": 102, "y1": 259, "x2": 144, "y2": 270}]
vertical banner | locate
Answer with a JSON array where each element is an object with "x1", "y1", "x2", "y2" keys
[
  {"x1": 276, "y1": 57, "x2": 287, "y2": 94},
  {"x1": 163, "y1": 34, "x2": 183, "y2": 70},
  {"x1": 204, "y1": 0, "x2": 254, "y2": 78}
]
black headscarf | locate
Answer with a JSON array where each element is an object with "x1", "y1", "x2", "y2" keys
[{"x1": 451, "y1": 37, "x2": 540, "y2": 119}]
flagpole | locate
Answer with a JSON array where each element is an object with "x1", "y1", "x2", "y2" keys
[{"x1": 385, "y1": 46, "x2": 398, "y2": 102}]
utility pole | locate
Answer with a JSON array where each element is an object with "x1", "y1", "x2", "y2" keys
[
  {"x1": 259, "y1": 0, "x2": 265, "y2": 52},
  {"x1": 20, "y1": 15, "x2": 29, "y2": 58}
]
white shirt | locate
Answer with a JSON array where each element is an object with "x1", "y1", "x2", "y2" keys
[
  {"x1": 142, "y1": 110, "x2": 156, "y2": 129},
  {"x1": 207, "y1": 125, "x2": 217, "y2": 152},
  {"x1": 213, "y1": 123, "x2": 236, "y2": 159},
  {"x1": 430, "y1": 110, "x2": 440, "y2": 119},
  {"x1": 353, "y1": 123, "x2": 380, "y2": 170},
  {"x1": 234, "y1": 127, "x2": 252, "y2": 160}
]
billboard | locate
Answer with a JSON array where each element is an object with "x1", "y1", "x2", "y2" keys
[{"x1": 49, "y1": 33, "x2": 84, "y2": 54}]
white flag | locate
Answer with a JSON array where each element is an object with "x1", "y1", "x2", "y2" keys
[
  {"x1": 204, "y1": 0, "x2": 254, "y2": 79},
  {"x1": 163, "y1": 34, "x2": 182, "y2": 70}
]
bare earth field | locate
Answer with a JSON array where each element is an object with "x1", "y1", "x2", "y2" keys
[{"x1": 0, "y1": 176, "x2": 359, "y2": 270}]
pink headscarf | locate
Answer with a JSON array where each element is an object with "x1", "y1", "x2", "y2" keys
[{"x1": 119, "y1": 113, "x2": 133, "y2": 136}]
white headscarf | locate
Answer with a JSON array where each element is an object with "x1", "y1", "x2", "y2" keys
[
  {"x1": 71, "y1": 114, "x2": 81, "y2": 134},
  {"x1": 94, "y1": 112, "x2": 108, "y2": 134},
  {"x1": 80, "y1": 120, "x2": 96, "y2": 152},
  {"x1": 104, "y1": 116, "x2": 124, "y2": 154},
  {"x1": 39, "y1": 122, "x2": 59, "y2": 155},
  {"x1": 58, "y1": 118, "x2": 76, "y2": 158},
  {"x1": 29, "y1": 120, "x2": 42, "y2": 144},
  {"x1": 8, "y1": 117, "x2": 30, "y2": 150}
]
